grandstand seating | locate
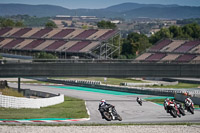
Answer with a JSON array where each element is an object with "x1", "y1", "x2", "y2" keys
[
  {"x1": 135, "y1": 53, "x2": 152, "y2": 60},
  {"x1": 31, "y1": 28, "x2": 52, "y2": 38},
  {"x1": 98, "y1": 30, "x2": 117, "y2": 40},
  {"x1": 145, "y1": 53, "x2": 166, "y2": 61},
  {"x1": 0, "y1": 28, "x2": 12, "y2": 36},
  {"x1": 176, "y1": 54, "x2": 197, "y2": 62},
  {"x1": 173, "y1": 40, "x2": 200, "y2": 53},
  {"x1": 33, "y1": 40, "x2": 54, "y2": 50},
  {"x1": 55, "y1": 41, "x2": 78, "y2": 52},
  {"x1": 67, "y1": 41, "x2": 91, "y2": 52},
  {"x1": 149, "y1": 39, "x2": 172, "y2": 51},
  {"x1": 10, "y1": 28, "x2": 32, "y2": 37},
  {"x1": 2, "y1": 39, "x2": 24, "y2": 49},
  {"x1": 80, "y1": 42, "x2": 100, "y2": 52},
  {"x1": 160, "y1": 40, "x2": 185, "y2": 52},
  {"x1": 161, "y1": 54, "x2": 180, "y2": 61},
  {"x1": 44, "y1": 40, "x2": 67, "y2": 51},
  {"x1": 73, "y1": 29, "x2": 98, "y2": 40},
  {"x1": 0, "y1": 27, "x2": 119, "y2": 58},
  {"x1": 22, "y1": 39, "x2": 45, "y2": 50},
  {"x1": 52, "y1": 29, "x2": 75, "y2": 38},
  {"x1": 87, "y1": 30, "x2": 109, "y2": 40}
]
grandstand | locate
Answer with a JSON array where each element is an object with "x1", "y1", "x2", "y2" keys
[
  {"x1": 0, "y1": 28, "x2": 120, "y2": 59},
  {"x1": 135, "y1": 39, "x2": 200, "y2": 63}
]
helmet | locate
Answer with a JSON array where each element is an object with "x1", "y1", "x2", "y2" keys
[
  {"x1": 101, "y1": 99, "x2": 106, "y2": 103},
  {"x1": 166, "y1": 98, "x2": 169, "y2": 101}
]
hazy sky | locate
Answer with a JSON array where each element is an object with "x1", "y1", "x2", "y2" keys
[{"x1": 0, "y1": 0, "x2": 200, "y2": 9}]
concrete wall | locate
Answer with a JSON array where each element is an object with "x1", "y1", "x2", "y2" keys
[
  {"x1": 175, "y1": 93, "x2": 200, "y2": 105},
  {"x1": 0, "y1": 94, "x2": 64, "y2": 109},
  {"x1": 0, "y1": 62, "x2": 199, "y2": 78}
]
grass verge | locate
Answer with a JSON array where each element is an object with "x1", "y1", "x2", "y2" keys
[
  {"x1": 0, "y1": 96, "x2": 89, "y2": 120},
  {"x1": 0, "y1": 87, "x2": 23, "y2": 97}
]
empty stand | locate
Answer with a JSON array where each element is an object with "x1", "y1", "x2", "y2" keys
[
  {"x1": 161, "y1": 54, "x2": 180, "y2": 61},
  {"x1": 44, "y1": 40, "x2": 67, "y2": 51},
  {"x1": 14, "y1": 39, "x2": 33, "y2": 49},
  {"x1": 30, "y1": 28, "x2": 52, "y2": 38},
  {"x1": 52, "y1": 29, "x2": 75, "y2": 38},
  {"x1": 174, "y1": 40, "x2": 200, "y2": 53},
  {"x1": 97, "y1": 30, "x2": 117, "y2": 40},
  {"x1": 80, "y1": 41, "x2": 100, "y2": 52},
  {"x1": 0, "y1": 39, "x2": 13, "y2": 48},
  {"x1": 22, "y1": 39, "x2": 45, "y2": 50},
  {"x1": 34, "y1": 40, "x2": 55, "y2": 50},
  {"x1": 150, "y1": 39, "x2": 172, "y2": 51},
  {"x1": 135, "y1": 53, "x2": 152, "y2": 60},
  {"x1": 2, "y1": 39, "x2": 24, "y2": 49},
  {"x1": 10, "y1": 28, "x2": 32, "y2": 37},
  {"x1": 67, "y1": 41, "x2": 91, "y2": 52},
  {"x1": 22, "y1": 28, "x2": 41, "y2": 37},
  {"x1": 0, "y1": 28, "x2": 12, "y2": 36},
  {"x1": 145, "y1": 53, "x2": 166, "y2": 61},
  {"x1": 87, "y1": 29, "x2": 109, "y2": 40},
  {"x1": 64, "y1": 29, "x2": 84, "y2": 39},
  {"x1": 176, "y1": 54, "x2": 197, "y2": 62},
  {"x1": 161, "y1": 40, "x2": 185, "y2": 52},
  {"x1": 55, "y1": 41, "x2": 78, "y2": 52},
  {"x1": 73, "y1": 29, "x2": 98, "y2": 40}
]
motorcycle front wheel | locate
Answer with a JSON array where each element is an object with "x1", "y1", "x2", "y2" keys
[{"x1": 103, "y1": 112, "x2": 112, "y2": 121}]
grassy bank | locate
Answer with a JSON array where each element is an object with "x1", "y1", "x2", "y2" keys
[
  {"x1": 0, "y1": 87, "x2": 23, "y2": 97},
  {"x1": 0, "y1": 96, "x2": 89, "y2": 119}
]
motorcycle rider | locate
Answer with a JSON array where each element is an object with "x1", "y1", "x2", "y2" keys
[
  {"x1": 164, "y1": 98, "x2": 180, "y2": 117},
  {"x1": 136, "y1": 97, "x2": 142, "y2": 106},
  {"x1": 98, "y1": 99, "x2": 114, "y2": 119},
  {"x1": 184, "y1": 96, "x2": 194, "y2": 110}
]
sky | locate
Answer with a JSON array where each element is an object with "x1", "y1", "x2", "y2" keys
[{"x1": 0, "y1": 0, "x2": 200, "y2": 9}]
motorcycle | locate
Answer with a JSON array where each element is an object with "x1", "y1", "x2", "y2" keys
[
  {"x1": 136, "y1": 98, "x2": 142, "y2": 106},
  {"x1": 101, "y1": 106, "x2": 122, "y2": 121},
  {"x1": 185, "y1": 101, "x2": 194, "y2": 114},
  {"x1": 164, "y1": 101, "x2": 181, "y2": 118},
  {"x1": 176, "y1": 103, "x2": 185, "y2": 116}
]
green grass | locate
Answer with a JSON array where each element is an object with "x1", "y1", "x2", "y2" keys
[
  {"x1": 0, "y1": 96, "x2": 89, "y2": 119},
  {"x1": 0, "y1": 87, "x2": 24, "y2": 97},
  {"x1": 52, "y1": 77, "x2": 147, "y2": 85},
  {"x1": 147, "y1": 83, "x2": 199, "y2": 89}
]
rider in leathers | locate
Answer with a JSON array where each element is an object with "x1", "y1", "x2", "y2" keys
[{"x1": 98, "y1": 99, "x2": 113, "y2": 119}]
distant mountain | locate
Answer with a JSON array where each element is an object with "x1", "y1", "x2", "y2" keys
[
  {"x1": 103, "y1": 2, "x2": 179, "y2": 12},
  {"x1": 0, "y1": 4, "x2": 73, "y2": 17},
  {"x1": 0, "y1": 3, "x2": 200, "y2": 19}
]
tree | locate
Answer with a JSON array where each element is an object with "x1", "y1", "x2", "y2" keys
[
  {"x1": 35, "y1": 52, "x2": 57, "y2": 59},
  {"x1": 97, "y1": 20, "x2": 117, "y2": 29},
  {"x1": 45, "y1": 21, "x2": 57, "y2": 28},
  {"x1": 15, "y1": 21, "x2": 25, "y2": 27},
  {"x1": 0, "y1": 19, "x2": 15, "y2": 27}
]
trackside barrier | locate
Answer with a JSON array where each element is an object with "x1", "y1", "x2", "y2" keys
[
  {"x1": 175, "y1": 93, "x2": 200, "y2": 105},
  {"x1": 120, "y1": 81, "x2": 178, "y2": 86},
  {"x1": 0, "y1": 94, "x2": 64, "y2": 109},
  {"x1": 46, "y1": 79, "x2": 200, "y2": 97}
]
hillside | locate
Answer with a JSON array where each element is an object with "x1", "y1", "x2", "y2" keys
[{"x1": 0, "y1": 3, "x2": 199, "y2": 19}]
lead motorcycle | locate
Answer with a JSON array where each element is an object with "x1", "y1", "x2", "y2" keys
[
  {"x1": 164, "y1": 100, "x2": 181, "y2": 118},
  {"x1": 101, "y1": 106, "x2": 122, "y2": 121}
]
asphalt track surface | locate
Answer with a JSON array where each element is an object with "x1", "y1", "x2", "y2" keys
[{"x1": 5, "y1": 83, "x2": 200, "y2": 124}]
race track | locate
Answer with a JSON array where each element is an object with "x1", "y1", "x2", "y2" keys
[{"x1": 7, "y1": 83, "x2": 200, "y2": 124}]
